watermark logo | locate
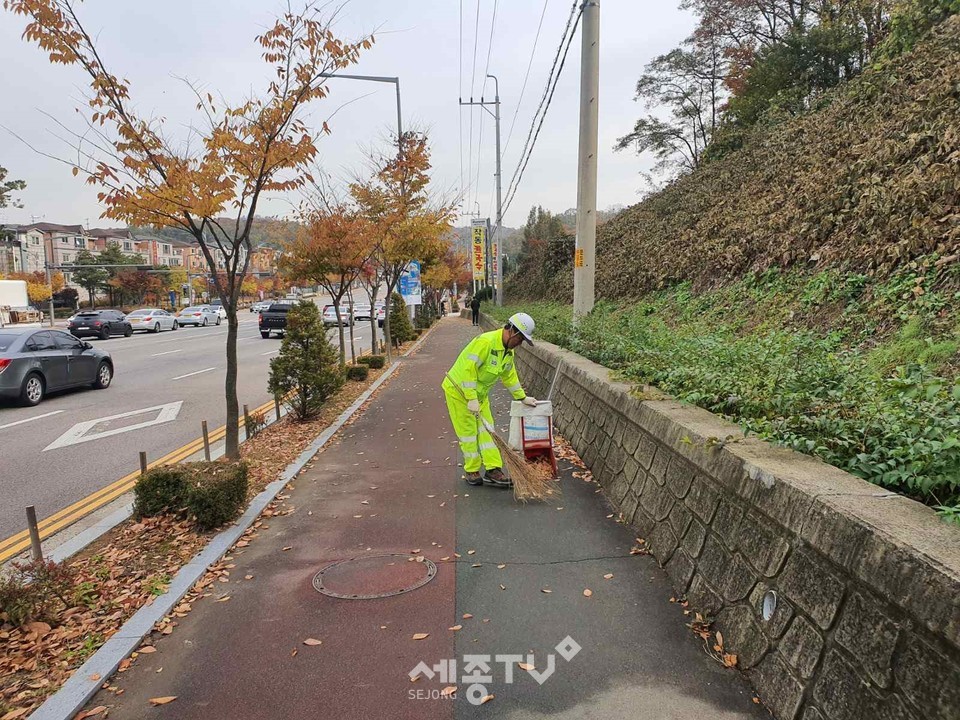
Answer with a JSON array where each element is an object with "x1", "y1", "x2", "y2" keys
[{"x1": 408, "y1": 635, "x2": 581, "y2": 705}]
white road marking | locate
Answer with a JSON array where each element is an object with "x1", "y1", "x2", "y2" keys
[
  {"x1": 260, "y1": 349, "x2": 280, "y2": 356},
  {"x1": 151, "y1": 349, "x2": 183, "y2": 357},
  {"x1": 171, "y1": 367, "x2": 216, "y2": 380},
  {"x1": 0, "y1": 409, "x2": 64, "y2": 430},
  {"x1": 44, "y1": 402, "x2": 183, "y2": 451}
]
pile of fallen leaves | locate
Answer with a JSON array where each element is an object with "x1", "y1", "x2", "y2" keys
[{"x1": 0, "y1": 359, "x2": 395, "y2": 718}]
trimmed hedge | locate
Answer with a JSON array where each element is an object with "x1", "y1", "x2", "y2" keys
[
  {"x1": 360, "y1": 354, "x2": 385, "y2": 369},
  {"x1": 133, "y1": 461, "x2": 248, "y2": 531},
  {"x1": 346, "y1": 365, "x2": 369, "y2": 381},
  {"x1": 133, "y1": 467, "x2": 189, "y2": 519},
  {"x1": 185, "y1": 461, "x2": 249, "y2": 531}
]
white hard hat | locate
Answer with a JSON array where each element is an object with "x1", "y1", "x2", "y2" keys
[{"x1": 508, "y1": 312, "x2": 535, "y2": 345}]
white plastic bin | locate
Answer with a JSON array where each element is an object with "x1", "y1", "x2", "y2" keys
[{"x1": 508, "y1": 400, "x2": 553, "y2": 451}]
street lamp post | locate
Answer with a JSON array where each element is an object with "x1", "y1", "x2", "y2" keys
[{"x1": 318, "y1": 73, "x2": 403, "y2": 142}]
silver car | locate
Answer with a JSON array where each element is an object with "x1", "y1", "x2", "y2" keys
[
  {"x1": 126, "y1": 308, "x2": 179, "y2": 333},
  {"x1": 0, "y1": 328, "x2": 113, "y2": 406},
  {"x1": 176, "y1": 305, "x2": 222, "y2": 327}
]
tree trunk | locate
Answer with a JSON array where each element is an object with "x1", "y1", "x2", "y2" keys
[
  {"x1": 224, "y1": 300, "x2": 240, "y2": 460},
  {"x1": 347, "y1": 291, "x2": 356, "y2": 363}
]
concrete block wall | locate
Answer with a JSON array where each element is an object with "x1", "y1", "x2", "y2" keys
[{"x1": 477, "y1": 314, "x2": 960, "y2": 720}]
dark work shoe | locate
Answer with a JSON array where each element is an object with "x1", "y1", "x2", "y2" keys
[
  {"x1": 465, "y1": 472, "x2": 483, "y2": 486},
  {"x1": 484, "y1": 468, "x2": 513, "y2": 488}
]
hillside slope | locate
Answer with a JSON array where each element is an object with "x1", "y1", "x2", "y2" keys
[{"x1": 508, "y1": 15, "x2": 960, "y2": 301}]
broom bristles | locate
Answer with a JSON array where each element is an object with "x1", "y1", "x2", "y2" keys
[{"x1": 488, "y1": 431, "x2": 559, "y2": 502}]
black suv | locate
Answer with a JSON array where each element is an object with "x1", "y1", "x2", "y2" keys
[{"x1": 67, "y1": 309, "x2": 133, "y2": 339}]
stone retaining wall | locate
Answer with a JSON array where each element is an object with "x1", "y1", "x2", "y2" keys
[{"x1": 477, "y1": 314, "x2": 960, "y2": 720}]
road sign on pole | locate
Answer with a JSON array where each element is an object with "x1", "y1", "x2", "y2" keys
[
  {"x1": 399, "y1": 260, "x2": 422, "y2": 306},
  {"x1": 471, "y1": 220, "x2": 486, "y2": 284}
]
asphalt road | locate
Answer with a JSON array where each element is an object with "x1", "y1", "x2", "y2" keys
[{"x1": 0, "y1": 302, "x2": 378, "y2": 541}]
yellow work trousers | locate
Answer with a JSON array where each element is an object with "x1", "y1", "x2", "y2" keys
[{"x1": 444, "y1": 391, "x2": 503, "y2": 473}]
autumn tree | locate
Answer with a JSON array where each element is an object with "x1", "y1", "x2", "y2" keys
[
  {"x1": 280, "y1": 199, "x2": 374, "y2": 366},
  {"x1": 6, "y1": 0, "x2": 373, "y2": 458},
  {"x1": 350, "y1": 132, "x2": 455, "y2": 361}
]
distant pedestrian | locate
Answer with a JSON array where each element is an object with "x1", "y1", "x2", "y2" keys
[
  {"x1": 470, "y1": 295, "x2": 481, "y2": 326},
  {"x1": 440, "y1": 299, "x2": 447, "y2": 316}
]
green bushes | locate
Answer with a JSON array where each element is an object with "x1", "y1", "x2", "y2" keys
[
  {"x1": 184, "y1": 462, "x2": 249, "y2": 531},
  {"x1": 358, "y1": 354, "x2": 385, "y2": 369},
  {"x1": 268, "y1": 301, "x2": 343, "y2": 420},
  {"x1": 346, "y1": 364, "x2": 369, "y2": 381},
  {"x1": 490, "y1": 287, "x2": 960, "y2": 519},
  {"x1": 134, "y1": 466, "x2": 189, "y2": 518},
  {"x1": 133, "y1": 461, "x2": 249, "y2": 531}
]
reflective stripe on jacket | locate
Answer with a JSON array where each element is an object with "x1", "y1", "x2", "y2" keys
[{"x1": 443, "y1": 329, "x2": 526, "y2": 402}]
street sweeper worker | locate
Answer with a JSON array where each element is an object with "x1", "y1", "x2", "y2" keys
[{"x1": 443, "y1": 312, "x2": 537, "y2": 488}]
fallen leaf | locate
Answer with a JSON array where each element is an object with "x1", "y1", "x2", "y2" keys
[
  {"x1": 583, "y1": 589, "x2": 593, "y2": 597},
  {"x1": 303, "y1": 638, "x2": 323, "y2": 646},
  {"x1": 723, "y1": 653, "x2": 738, "y2": 668},
  {"x1": 76, "y1": 706, "x2": 108, "y2": 719},
  {"x1": 291, "y1": 649, "x2": 298, "y2": 657},
  {"x1": 518, "y1": 662, "x2": 535, "y2": 671},
  {"x1": 715, "y1": 631, "x2": 724, "y2": 648},
  {"x1": 149, "y1": 696, "x2": 177, "y2": 706},
  {"x1": 752, "y1": 697, "x2": 760, "y2": 704},
  {"x1": 89, "y1": 673, "x2": 102, "y2": 682},
  {"x1": 603, "y1": 573, "x2": 614, "y2": 580},
  {"x1": 412, "y1": 633, "x2": 429, "y2": 640},
  {"x1": 138, "y1": 646, "x2": 157, "y2": 654},
  {"x1": 216, "y1": 596, "x2": 231, "y2": 602},
  {"x1": 497, "y1": 564, "x2": 506, "y2": 569},
  {"x1": 499, "y1": 584, "x2": 506, "y2": 590},
  {"x1": 472, "y1": 563, "x2": 482, "y2": 568},
  {"x1": 479, "y1": 694, "x2": 494, "y2": 704},
  {"x1": 541, "y1": 588, "x2": 552, "y2": 594},
  {"x1": 245, "y1": 575, "x2": 254, "y2": 580},
  {"x1": 448, "y1": 625, "x2": 462, "y2": 631},
  {"x1": 361, "y1": 501, "x2": 369, "y2": 505},
  {"x1": 412, "y1": 548, "x2": 421, "y2": 554},
  {"x1": 1, "y1": 710, "x2": 29, "y2": 720},
  {"x1": 467, "y1": 550, "x2": 476, "y2": 555},
  {"x1": 440, "y1": 686, "x2": 457, "y2": 697},
  {"x1": 462, "y1": 613, "x2": 473, "y2": 619},
  {"x1": 282, "y1": 546, "x2": 293, "y2": 551},
  {"x1": 440, "y1": 556, "x2": 450, "y2": 561}
]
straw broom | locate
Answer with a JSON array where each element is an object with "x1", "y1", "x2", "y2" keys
[{"x1": 445, "y1": 373, "x2": 558, "y2": 502}]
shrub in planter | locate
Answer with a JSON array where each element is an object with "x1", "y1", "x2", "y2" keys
[
  {"x1": 364, "y1": 355, "x2": 385, "y2": 369},
  {"x1": 185, "y1": 461, "x2": 249, "y2": 531},
  {"x1": 388, "y1": 292, "x2": 415, "y2": 346},
  {"x1": 134, "y1": 466, "x2": 190, "y2": 519},
  {"x1": 0, "y1": 558, "x2": 78, "y2": 625},
  {"x1": 346, "y1": 364, "x2": 369, "y2": 381},
  {"x1": 269, "y1": 302, "x2": 343, "y2": 420}
]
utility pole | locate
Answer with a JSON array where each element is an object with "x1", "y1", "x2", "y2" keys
[
  {"x1": 573, "y1": 0, "x2": 600, "y2": 319},
  {"x1": 460, "y1": 74, "x2": 503, "y2": 305}
]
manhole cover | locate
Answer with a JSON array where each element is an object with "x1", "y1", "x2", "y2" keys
[{"x1": 313, "y1": 554, "x2": 437, "y2": 600}]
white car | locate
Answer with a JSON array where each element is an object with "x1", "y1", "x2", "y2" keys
[
  {"x1": 209, "y1": 302, "x2": 228, "y2": 320},
  {"x1": 250, "y1": 300, "x2": 272, "y2": 313},
  {"x1": 126, "y1": 308, "x2": 178, "y2": 333},
  {"x1": 352, "y1": 304, "x2": 372, "y2": 321},
  {"x1": 176, "y1": 305, "x2": 222, "y2": 327},
  {"x1": 322, "y1": 305, "x2": 353, "y2": 327}
]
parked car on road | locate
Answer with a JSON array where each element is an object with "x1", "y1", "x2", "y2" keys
[
  {"x1": 0, "y1": 328, "x2": 114, "y2": 406},
  {"x1": 250, "y1": 300, "x2": 272, "y2": 313},
  {"x1": 259, "y1": 303, "x2": 292, "y2": 338},
  {"x1": 67, "y1": 309, "x2": 133, "y2": 340},
  {"x1": 126, "y1": 308, "x2": 178, "y2": 333},
  {"x1": 322, "y1": 305, "x2": 353, "y2": 327},
  {"x1": 176, "y1": 306, "x2": 222, "y2": 327}
]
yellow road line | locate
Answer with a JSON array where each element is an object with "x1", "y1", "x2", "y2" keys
[{"x1": 0, "y1": 398, "x2": 277, "y2": 563}]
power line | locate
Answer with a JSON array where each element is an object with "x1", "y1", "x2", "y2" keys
[
  {"x1": 503, "y1": 0, "x2": 551, "y2": 159},
  {"x1": 502, "y1": 2, "x2": 582, "y2": 219},
  {"x1": 459, "y1": 0, "x2": 465, "y2": 205}
]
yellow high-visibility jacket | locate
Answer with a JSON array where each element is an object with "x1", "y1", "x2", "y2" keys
[{"x1": 443, "y1": 329, "x2": 527, "y2": 402}]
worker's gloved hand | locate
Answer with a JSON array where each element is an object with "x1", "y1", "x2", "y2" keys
[
  {"x1": 467, "y1": 399, "x2": 481, "y2": 414},
  {"x1": 521, "y1": 396, "x2": 538, "y2": 407}
]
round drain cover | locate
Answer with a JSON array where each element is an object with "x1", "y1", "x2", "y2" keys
[{"x1": 313, "y1": 554, "x2": 437, "y2": 600}]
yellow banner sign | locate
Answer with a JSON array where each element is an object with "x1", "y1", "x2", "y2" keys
[{"x1": 471, "y1": 222, "x2": 486, "y2": 280}]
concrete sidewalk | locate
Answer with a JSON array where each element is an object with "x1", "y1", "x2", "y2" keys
[{"x1": 87, "y1": 317, "x2": 764, "y2": 719}]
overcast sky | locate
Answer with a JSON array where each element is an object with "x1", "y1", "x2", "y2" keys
[{"x1": 0, "y1": 1, "x2": 694, "y2": 229}]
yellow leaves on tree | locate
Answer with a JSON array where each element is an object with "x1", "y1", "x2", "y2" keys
[{"x1": 1, "y1": 271, "x2": 60, "y2": 303}]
